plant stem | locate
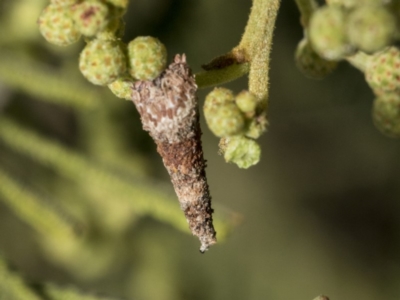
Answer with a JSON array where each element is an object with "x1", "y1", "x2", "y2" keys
[
  {"x1": 197, "y1": 0, "x2": 281, "y2": 101},
  {"x1": 0, "y1": 255, "x2": 43, "y2": 300},
  {"x1": 346, "y1": 51, "x2": 370, "y2": 72},
  {"x1": 237, "y1": 0, "x2": 281, "y2": 59},
  {"x1": 294, "y1": 0, "x2": 318, "y2": 28},
  {"x1": 235, "y1": 0, "x2": 281, "y2": 106},
  {"x1": 0, "y1": 51, "x2": 99, "y2": 110},
  {"x1": 0, "y1": 168, "x2": 79, "y2": 240},
  {"x1": 0, "y1": 254, "x2": 124, "y2": 300},
  {"x1": 195, "y1": 63, "x2": 250, "y2": 89}
]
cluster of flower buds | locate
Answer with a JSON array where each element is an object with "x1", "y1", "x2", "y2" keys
[
  {"x1": 203, "y1": 88, "x2": 266, "y2": 168},
  {"x1": 309, "y1": 1, "x2": 396, "y2": 59},
  {"x1": 295, "y1": 0, "x2": 400, "y2": 138},
  {"x1": 38, "y1": 0, "x2": 167, "y2": 98}
]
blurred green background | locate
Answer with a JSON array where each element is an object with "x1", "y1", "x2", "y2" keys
[{"x1": 1, "y1": 0, "x2": 400, "y2": 299}]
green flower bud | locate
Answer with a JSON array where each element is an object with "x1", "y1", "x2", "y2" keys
[
  {"x1": 346, "y1": 5, "x2": 396, "y2": 53},
  {"x1": 220, "y1": 136, "x2": 261, "y2": 169},
  {"x1": 245, "y1": 114, "x2": 268, "y2": 139},
  {"x1": 127, "y1": 36, "x2": 167, "y2": 81},
  {"x1": 205, "y1": 87, "x2": 235, "y2": 105},
  {"x1": 309, "y1": 5, "x2": 353, "y2": 60},
  {"x1": 365, "y1": 47, "x2": 400, "y2": 92},
  {"x1": 79, "y1": 39, "x2": 127, "y2": 85},
  {"x1": 372, "y1": 92, "x2": 400, "y2": 138},
  {"x1": 108, "y1": 74, "x2": 135, "y2": 100},
  {"x1": 72, "y1": 1, "x2": 109, "y2": 37},
  {"x1": 295, "y1": 38, "x2": 338, "y2": 79},
  {"x1": 235, "y1": 90, "x2": 258, "y2": 114},
  {"x1": 38, "y1": 4, "x2": 81, "y2": 46},
  {"x1": 204, "y1": 88, "x2": 245, "y2": 138}
]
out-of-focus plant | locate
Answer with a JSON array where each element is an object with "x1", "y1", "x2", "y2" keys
[
  {"x1": 1, "y1": 0, "x2": 400, "y2": 298},
  {"x1": 0, "y1": 0, "x2": 240, "y2": 298}
]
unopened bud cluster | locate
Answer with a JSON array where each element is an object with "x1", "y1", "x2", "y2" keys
[
  {"x1": 296, "y1": 1, "x2": 400, "y2": 138},
  {"x1": 295, "y1": 38, "x2": 338, "y2": 79},
  {"x1": 308, "y1": 2, "x2": 397, "y2": 59},
  {"x1": 204, "y1": 88, "x2": 266, "y2": 168},
  {"x1": 372, "y1": 92, "x2": 400, "y2": 138},
  {"x1": 366, "y1": 47, "x2": 400, "y2": 137},
  {"x1": 38, "y1": 0, "x2": 167, "y2": 96}
]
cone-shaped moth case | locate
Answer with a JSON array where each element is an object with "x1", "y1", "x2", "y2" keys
[{"x1": 131, "y1": 54, "x2": 216, "y2": 252}]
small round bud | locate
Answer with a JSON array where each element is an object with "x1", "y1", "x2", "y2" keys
[
  {"x1": 204, "y1": 88, "x2": 245, "y2": 138},
  {"x1": 72, "y1": 1, "x2": 109, "y2": 37},
  {"x1": 204, "y1": 105, "x2": 245, "y2": 138},
  {"x1": 220, "y1": 136, "x2": 261, "y2": 169},
  {"x1": 127, "y1": 36, "x2": 167, "y2": 80},
  {"x1": 38, "y1": 4, "x2": 81, "y2": 46},
  {"x1": 235, "y1": 90, "x2": 258, "y2": 114},
  {"x1": 295, "y1": 38, "x2": 338, "y2": 79},
  {"x1": 205, "y1": 87, "x2": 235, "y2": 105},
  {"x1": 108, "y1": 74, "x2": 136, "y2": 100},
  {"x1": 245, "y1": 114, "x2": 268, "y2": 139},
  {"x1": 309, "y1": 5, "x2": 353, "y2": 60},
  {"x1": 346, "y1": 5, "x2": 396, "y2": 53},
  {"x1": 365, "y1": 47, "x2": 400, "y2": 92},
  {"x1": 79, "y1": 39, "x2": 127, "y2": 85},
  {"x1": 372, "y1": 92, "x2": 400, "y2": 138}
]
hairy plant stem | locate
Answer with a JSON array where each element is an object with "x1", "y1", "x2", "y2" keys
[
  {"x1": 236, "y1": 0, "x2": 281, "y2": 107},
  {"x1": 195, "y1": 0, "x2": 281, "y2": 105},
  {"x1": 236, "y1": 0, "x2": 280, "y2": 59}
]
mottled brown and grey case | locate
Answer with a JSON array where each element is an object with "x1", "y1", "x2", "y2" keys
[{"x1": 131, "y1": 54, "x2": 216, "y2": 252}]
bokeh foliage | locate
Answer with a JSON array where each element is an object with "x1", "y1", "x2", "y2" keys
[{"x1": 1, "y1": 1, "x2": 400, "y2": 300}]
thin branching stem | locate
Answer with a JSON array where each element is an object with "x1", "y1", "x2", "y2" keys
[
  {"x1": 0, "y1": 51, "x2": 99, "y2": 110},
  {"x1": 0, "y1": 168, "x2": 79, "y2": 240},
  {"x1": 346, "y1": 51, "x2": 370, "y2": 72},
  {"x1": 196, "y1": 0, "x2": 281, "y2": 103},
  {"x1": 294, "y1": 0, "x2": 318, "y2": 28},
  {"x1": 0, "y1": 254, "x2": 123, "y2": 300},
  {"x1": 195, "y1": 63, "x2": 250, "y2": 89},
  {"x1": 235, "y1": 0, "x2": 281, "y2": 106}
]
